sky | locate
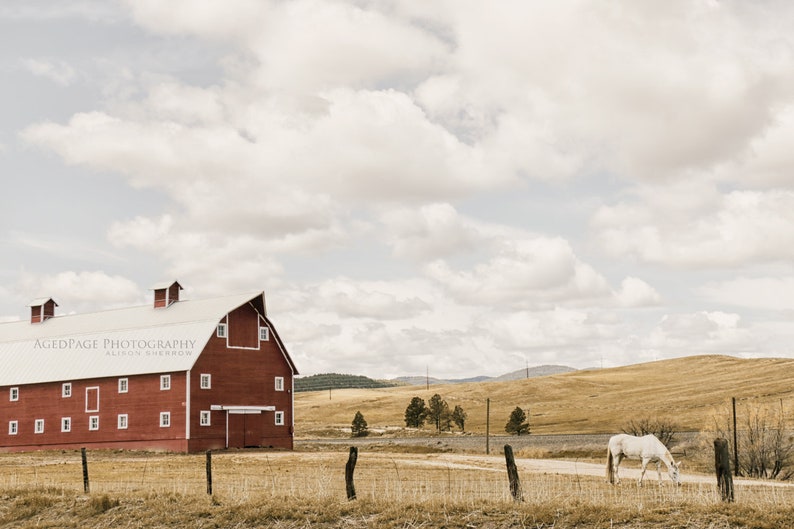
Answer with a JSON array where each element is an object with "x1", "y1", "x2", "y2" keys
[{"x1": 2, "y1": 0, "x2": 794, "y2": 380}]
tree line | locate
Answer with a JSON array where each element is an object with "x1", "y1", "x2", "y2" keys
[{"x1": 350, "y1": 395, "x2": 531, "y2": 437}]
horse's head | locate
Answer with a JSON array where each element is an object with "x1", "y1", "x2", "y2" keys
[{"x1": 668, "y1": 460, "x2": 682, "y2": 486}]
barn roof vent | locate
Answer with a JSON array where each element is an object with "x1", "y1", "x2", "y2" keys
[
  {"x1": 28, "y1": 297, "x2": 58, "y2": 323},
  {"x1": 150, "y1": 280, "x2": 183, "y2": 308}
]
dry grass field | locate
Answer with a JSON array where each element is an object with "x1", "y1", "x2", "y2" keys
[
  {"x1": 3, "y1": 355, "x2": 794, "y2": 528},
  {"x1": 294, "y1": 355, "x2": 794, "y2": 437},
  {"x1": 1, "y1": 448, "x2": 794, "y2": 528}
]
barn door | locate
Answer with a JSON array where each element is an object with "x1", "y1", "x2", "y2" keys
[
  {"x1": 228, "y1": 413, "x2": 245, "y2": 448},
  {"x1": 244, "y1": 413, "x2": 265, "y2": 448}
]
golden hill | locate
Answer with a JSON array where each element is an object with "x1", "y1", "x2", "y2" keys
[{"x1": 294, "y1": 355, "x2": 794, "y2": 437}]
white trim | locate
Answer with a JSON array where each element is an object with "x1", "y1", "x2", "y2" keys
[
  {"x1": 259, "y1": 326, "x2": 269, "y2": 341},
  {"x1": 210, "y1": 404, "x2": 275, "y2": 413},
  {"x1": 200, "y1": 373, "x2": 211, "y2": 389},
  {"x1": 62, "y1": 382, "x2": 72, "y2": 398},
  {"x1": 275, "y1": 376, "x2": 284, "y2": 391},
  {"x1": 216, "y1": 322, "x2": 227, "y2": 338},
  {"x1": 10, "y1": 387, "x2": 18, "y2": 401},
  {"x1": 160, "y1": 411, "x2": 170, "y2": 427},
  {"x1": 118, "y1": 378, "x2": 128, "y2": 393},
  {"x1": 34, "y1": 418, "x2": 44, "y2": 434},
  {"x1": 117, "y1": 414, "x2": 128, "y2": 430},
  {"x1": 8, "y1": 420, "x2": 18, "y2": 435},
  {"x1": 85, "y1": 386, "x2": 99, "y2": 413},
  {"x1": 89, "y1": 415, "x2": 99, "y2": 431},
  {"x1": 275, "y1": 411, "x2": 284, "y2": 426},
  {"x1": 160, "y1": 374, "x2": 171, "y2": 390},
  {"x1": 61, "y1": 417, "x2": 71, "y2": 432},
  {"x1": 185, "y1": 370, "x2": 191, "y2": 440},
  {"x1": 200, "y1": 410, "x2": 211, "y2": 426}
]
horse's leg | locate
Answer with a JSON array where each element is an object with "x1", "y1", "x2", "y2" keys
[
  {"x1": 614, "y1": 454, "x2": 623, "y2": 484},
  {"x1": 656, "y1": 461, "x2": 663, "y2": 485},
  {"x1": 638, "y1": 458, "x2": 648, "y2": 487}
]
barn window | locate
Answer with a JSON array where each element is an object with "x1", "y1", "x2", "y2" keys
[
  {"x1": 275, "y1": 411, "x2": 284, "y2": 426},
  {"x1": 62, "y1": 383, "x2": 72, "y2": 398},
  {"x1": 160, "y1": 412, "x2": 171, "y2": 427},
  {"x1": 200, "y1": 411, "x2": 211, "y2": 426},
  {"x1": 34, "y1": 419, "x2": 44, "y2": 434},
  {"x1": 8, "y1": 421, "x2": 18, "y2": 435},
  {"x1": 200, "y1": 374, "x2": 211, "y2": 389},
  {"x1": 216, "y1": 323, "x2": 227, "y2": 338},
  {"x1": 118, "y1": 414, "x2": 128, "y2": 430},
  {"x1": 274, "y1": 377, "x2": 284, "y2": 392},
  {"x1": 61, "y1": 417, "x2": 71, "y2": 432},
  {"x1": 259, "y1": 327, "x2": 269, "y2": 341},
  {"x1": 9, "y1": 387, "x2": 18, "y2": 401},
  {"x1": 160, "y1": 375, "x2": 171, "y2": 390},
  {"x1": 85, "y1": 387, "x2": 99, "y2": 412},
  {"x1": 118, "y1": 378, "x2": 128, "y2": 393},
  {"x1": 89, "y1": 416, "x2": 99, "y2": 431}
]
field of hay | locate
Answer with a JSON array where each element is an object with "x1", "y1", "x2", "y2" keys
[
  {"x1": 1, "y1": 448, "x2": 794, "y2": 528},
  {"x1": 294, "y1": 355, "x2": 794, "y2": 438}
]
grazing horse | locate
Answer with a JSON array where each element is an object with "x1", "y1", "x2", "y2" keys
[{"x1": 606, "y1": 434, "x2": 681, "y2": 486}]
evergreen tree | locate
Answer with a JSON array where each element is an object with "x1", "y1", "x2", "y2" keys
[
  {"x1": 451, "y1": 405, "x2": 467, "y2": 432},
  {"x1": 428, "y1": 393, "x2": 450, "y2": 432},
  {"x1": 404, "y1": 396, "x2": 428, "y2": 428},
  {"x1": 351, "y1": 411, "x2": 369, "y2": 437},
  {"x1": 505, "y1": 406, "x2": 530, "y2": 436}
]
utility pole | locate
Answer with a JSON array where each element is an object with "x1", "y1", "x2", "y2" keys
[{"x1": 486, "y1": 398, "x2": 491, "y2": 455}]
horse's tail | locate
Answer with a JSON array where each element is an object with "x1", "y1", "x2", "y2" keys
[{"x1": 606, "y1": 448, "x2": 614, "y2": 484}]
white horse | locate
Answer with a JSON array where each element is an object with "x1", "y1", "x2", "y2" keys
[{"x1": 606, "y1": 433, "x2": 681, "y2": 486}]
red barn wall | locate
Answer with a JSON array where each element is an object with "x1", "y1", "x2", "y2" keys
[
  {"x1": 1, "y1": 373, "x2": 187, "y2": 453},
  {"x1": 188, "y1": 304, "x2": 294, "y2": 451}
]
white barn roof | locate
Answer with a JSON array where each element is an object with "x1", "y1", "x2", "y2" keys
[{"x1": 0, "y1": 291, "x2": 266, "y2": 386}]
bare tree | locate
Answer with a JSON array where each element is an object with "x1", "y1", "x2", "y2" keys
[{"x1": 621, "y1": 416, "x2": 678, "y2": 447}]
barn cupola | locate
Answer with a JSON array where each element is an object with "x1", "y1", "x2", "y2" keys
[
  {"x1": 150, "y1": 280, "x2": 183, "y2": 308},
  {"x1": 28, "y1": 297, "x2": 58, "y2": 323}
]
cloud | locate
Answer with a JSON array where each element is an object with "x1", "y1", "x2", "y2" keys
[
  {"x1": 14, "y1": 270, "x2": 144, "y2": 311},
  {"x1": 592, "y1": 186, "x2": 794, "y2": 267},
  {"x1": 699, "y1": 276, "x2": 794, "y2": 312},
  {"x1": 21, "y1": 58, "x2": 77, "y2": 86},
  {"x1": 424, "y1": 236, "x2": 612, "y2": 309},
  {"x1": 615, "y1": 277, "x2": 661, "y2": 308}
]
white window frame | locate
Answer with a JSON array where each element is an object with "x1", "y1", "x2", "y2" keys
[
  {"x1": 216, "y1": 323, "x2": 227, "y2": 338},
  {"x1": 275, "y1": 411, "x2": 284, "y2": 426},
  {"x1": 117, "y1": 414, "x2": 128, "y2": 430},
  {"x1": 160, "y1": 374, "x2": 171, "y2": 390},
  {"x1": 9, "y1": 421, "x2": 18, "y2": 435},
  {"x1": 89, "y1": 416, "x2": 99, "y2": 431},
  {"x1": 118, "y1": 378, "x2": 128, "y2": 393},
  {"x1": 200, "y1": 411, "x2": 211, "y2": 426},
  {"x1": 34, "y1": 419, "x2": 44, "y2": 434},
  {"x1": 85, "y1": 386, "x2": 99, "y2": 413},
  {"x1": 275, "y1": 377, "x2": 284, "y2": 392},
  {"x1": 62, "y1": 382, "x2": 72, "y2": 398},
  {"x1": 259, "y1": 326, "x2": 269, "y2": 341},
  {"x1": 160, "y1": 412, "x2": 171, "y2": 428},
  {"x1": 10, "y1": 387, "x2": 18, "y2": 401},
  {"x1": 200, "y1": 374, "x2": 211, "y2": 389},
  {"x1": 61, "y1": 417, "x2": 71, "y2": 432}
]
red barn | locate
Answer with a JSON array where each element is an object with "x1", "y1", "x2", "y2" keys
[{"x1": 0, "y1": 281, "x2": 298, "y2": 453}]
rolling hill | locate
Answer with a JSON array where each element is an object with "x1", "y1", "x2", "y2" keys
[{"x1": 294, "y1": 355, "x2": 794, "y2": 437}]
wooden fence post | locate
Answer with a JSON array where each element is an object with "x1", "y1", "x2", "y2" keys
[
  {"x1": 714, "y1": 438, "x2": 734, "y2": 502},
  {"x1": 206, "y1": 450, "x2": 213, "y2": 495},
  {"x1": 81, "y1": 447, "x2": 89, "y2": 493},
  {"x1": 345, "y1": 446, "x2": 358, "y2": 500},
  {"x1": 504, "y1": 444, "x2": 523, "y2": 502}
]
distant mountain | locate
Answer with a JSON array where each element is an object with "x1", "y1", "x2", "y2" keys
[
  {"x1": 392, "y1": 365, "x2": 575, "y2": 386},
  {"x1": 294, "y1": 373, "x2": 397, "y2": 392}
]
